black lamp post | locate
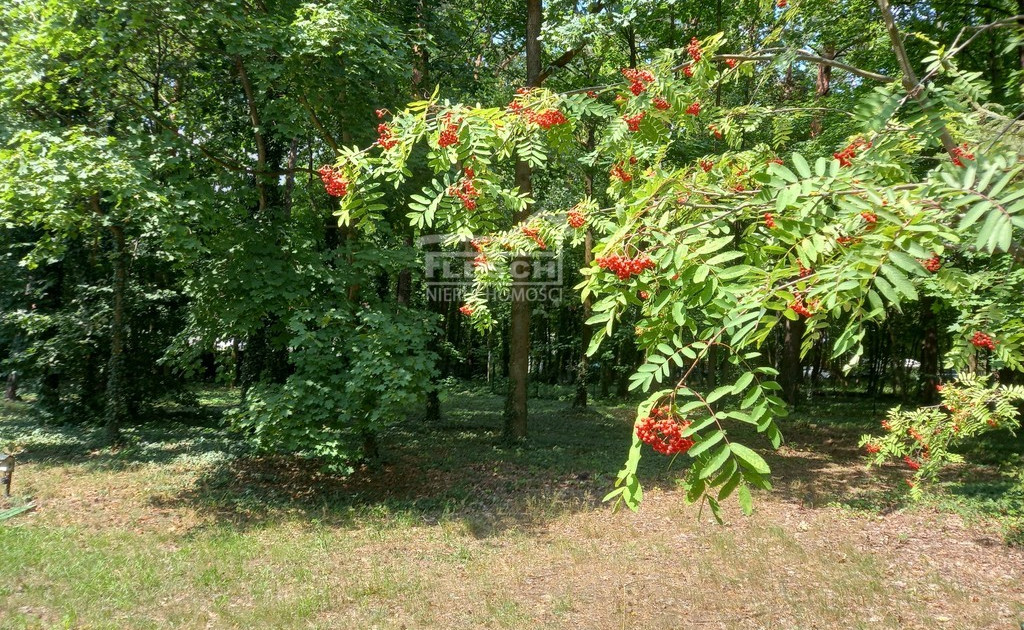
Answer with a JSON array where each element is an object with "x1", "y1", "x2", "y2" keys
[{"x1": 0, "y1": 453, "x2": 14, "y2": 497}]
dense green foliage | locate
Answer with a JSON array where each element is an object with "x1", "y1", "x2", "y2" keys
[{"x1": 1, "y1": 0, "x2": 1022, "y2": 509}]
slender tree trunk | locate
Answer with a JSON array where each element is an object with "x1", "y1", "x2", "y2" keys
[
  {"x1": 779, "y1": 318, "x2": 805, "y2": 406},
  {"x1": 1019, "y1": 0, "x2": 1024, "y2": 70},
  {"x1": 503, "y1": 0, "x2": 543, "y2": 440},
  {"x1": 4, "y1": 372, "x2": 17, "y2": 402},
  {"x1": 810, "y1": 44, "x2": 835, "y2": 137},
  {"x1": 105, "y1": 224, "x2": 129, "y2": 443},
  {"x1": 573, "y1": 128, "x2": 596, "y2": 410},
  {"x1": 875, "y1": 0, "x2": 957, "y2": 154},
  {"x1": 626, "y1": 26, "x2": 638, "y2": 68},
  {"x1": 919, "y1": 297, "x2": 939, "y2": 403}
]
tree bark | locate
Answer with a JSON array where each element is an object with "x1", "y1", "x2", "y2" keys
[
  {"x1": 104, "y1": 223, "x2": 129, "y2": 443},
  {"x1": 779, "y1": 318, "x2": 805, "y2": 406},
  {"x1": 503, "y1": 0, "x2": 543, "y2": 440},
  {"x1": 4, "y1": 372, "x2": 17, "y2": 402},
  {"x1": 875, "y1": 0, "x2": 957, "y2": 154},
  {"x1": 810, "y1": 44, "x2": 836, "y2": 137},
  {"x1": 918, "y1": 297, "x2": 940, "y2": 403},
  {"x1": 1019, "y1": 0, "x2": 1024, "y2": 70},
  {"x1": 573, "y1": 128, "x2": 596, "y2": 410}
]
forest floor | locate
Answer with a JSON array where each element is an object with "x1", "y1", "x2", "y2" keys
[{"x1": 1, "y1": 385, "x2": 1023, "y2": 629}]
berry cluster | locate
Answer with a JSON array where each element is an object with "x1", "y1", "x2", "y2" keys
[
  {"x1": 922, "y1": 255, "x2": 942, "y2": 273},
  {"x1": 621, "y1": 67, "x2": 656, "y2": 95},
  {"x1": 636, "y1": 406, "x2": 694, "y2": 456},
  {"x1": 777, "y1": 0, "x2": 788, "y2": 7},
  {"x1": 623, "y1": 111, "x2": 646, "y2": 131},
  {"x1": 768, "y1": 157, "x2": 783, "y2": 166},
  {"x1": 377, "y1": 123, "x2": 399, "y2": 150},
  {"x1": 652, "y1": 96, "x2": 671, "y2": 111},
  {"x1": 528, "y1": 108, "x2": 568, "y2": 129},
  {"x1": 833, "y1": 138, "x2": 871, "y2": 167},
  {"x1": 473, "y1": 253, "x2": 489, "y2": 268},
  {"x1": 438, "y1": 122, "x2": 460, "y2": 148},
  {"x1": 317, "y1": 165, "x2": 349, "y2": 197},
  {"x1": 790, "y1": 297, "x2": 816, "y2": 318},
  {"x1": 860, "y1": 211, "x2": 878, "y2": 224},
  {"x1": 447, "y1": 168, "x2": 480, "y2": 210},
  {"x1": 970, "y1": 331, "x2": 996, "y2": 350},
  {"x1": 837, "y1": 235, "x2": 859, "y2": 246},
  {"x1": 685, "y1": 101, "x2": 701, "y2": 116},
  {"x1": 375, "y1": 108, "x2": 388, "y2": 119},
  {"x1": 459, "y1": 305, "x2": 474, "y2": 316},
  {"x1": 586, "y1": 90, "x2": 599, "y2": 99},
  {"x1": 725, "y1": 58, "x2": 738, "y2": 69},
  {"x1": 596, "y1": 252, "x2": 655, "y2": 280},
  {"x1": 567, "y1": 207, "x2": 587, "y2": 228},
  {"x1": 683, "y1": 66, "x2": 694, "y2": 78},
  {"x1": 521, "y1": 225, "x2": 546, "y2": 249},
  {"x1": 797, "y1": 260, "x2": 813, "y2": 277},
  {"x1": 610, "y1": 163, "x2": 633, "y2": 182},
  {"x1": 708, "y1": 124, "x2": 723, "y2": 139},
  {"x1": 950, "y1": 143, "x2": 975, "y2": 167},
  {"x1": 864, "y1": 442, "x2": 881, "y2": 454},
  {"x1": 699, "y1": 159, "x2": 713, "y2": 172},
  {"x1": 638, "y1": 290, "x2": 650, "y2": 300},
  {"x1": 686, "y1": 37, "x2": 702, "y2": 62},
  {"x1": 764, "y1": 212, "x2": 776, "y2": 229},
  {"x1": 903, "y1": 455, "x2": 920, "y2": 471}
]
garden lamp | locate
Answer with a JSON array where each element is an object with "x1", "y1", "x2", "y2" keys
[{"x1": 0, "y1": 453, "x2": 14, "y2": 497}]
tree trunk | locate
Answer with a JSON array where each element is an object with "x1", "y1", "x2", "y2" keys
[
  {"x1": 573, "y1": 229, "x2": 594, "y2": 409},
  {"x1": 918, "y1": 297, "x2": 939, "y2": 403},
  {"x1": 503, "y1": 0, "x2": 543, "y2": 440},
  {"x1": 573, "y1": 128, "x2": 596, "y2": 410},
  {"x1": 810, "y1": 44, "x2": 835, "y2": 137},
  {"x1": 104, "y1": 224, "x2": 129, "y2": 443},
  {"x1": 4, "y1": 372, "x2": 17, "y2": 402},
  {"x1": 1019, "y1": 0, "x2": 1024, "y2": 70},
  {"x1": 779, "y1": 318, "x2": 805, "y2": 406}
]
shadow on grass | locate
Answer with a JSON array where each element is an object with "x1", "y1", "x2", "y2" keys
[
  {"x1": 149, "y1": 391, "x2": 687, "y2": 537},
  {"x1": 4, "y1": 388, "x2": 1022, "y2": 540}
]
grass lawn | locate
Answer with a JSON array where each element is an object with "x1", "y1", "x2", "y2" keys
[{"x1": 1, "y1": 386, "x2": 1022, "y2": 629}]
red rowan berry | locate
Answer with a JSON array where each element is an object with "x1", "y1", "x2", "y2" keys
[
  {"x1": 317, "y1": 165, "x2": 349, "y2": 197},
  {"x1": 610, "y1": 163, "x2": 633, "y2": 182},
  {"x1": 623, "y1": 112, "x2": 646, "y2": 131},
  {"x1": 438, "y1": 123, "x2": 459, "y2": 147},
  {"x1": 686, "y1": 37, "x2": 702, "y2": 62},
  {"x1": 950, "y1": 143, "x2": 974, "y2": 167},
  {"x1": 567, "y1": 208, "x2": 586, "y2": 229},
  {"x1": 970, "y1": 331, "x2": 996, "y2": 350}
]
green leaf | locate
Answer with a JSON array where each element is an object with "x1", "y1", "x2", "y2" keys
[
  {"x1": 737, "y1": 485, "x2": 753, "y2": 516},
  {"x1": 699, "y1": 444, "x2": 732, "y2": 479},
  {"x1": 688, "y1": 429, "x2": 725, "y2": 458},
  {"x1": 730, "y1": 442, "x2": 771, "y2": 474}
]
